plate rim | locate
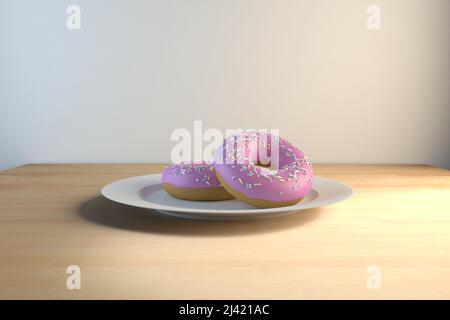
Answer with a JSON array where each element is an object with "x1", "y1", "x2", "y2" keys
[{"x1": 101, "y1": 174, "x2": 353, "y2": 215}]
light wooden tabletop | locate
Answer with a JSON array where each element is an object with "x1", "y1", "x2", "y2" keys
[{"x1": 0, "y1": 164, "x2": 449, "y2": 299}]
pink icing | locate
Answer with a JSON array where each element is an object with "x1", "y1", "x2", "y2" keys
[
  {"x1": 213, "y1": 131, "x2": 313, "y2": 202},
  {"x1": 161, "y1": 161, "x2": 222, "y2": 189}
]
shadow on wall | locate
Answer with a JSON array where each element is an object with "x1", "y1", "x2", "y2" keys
[
  {"x1": 0, "y1": 162, "x2": 27, "y2": 171},
  {"x1": 78, "y1": 196, "x2": 323, "y2": 237}
]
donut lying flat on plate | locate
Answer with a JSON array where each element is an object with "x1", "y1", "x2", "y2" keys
[
  {"x1": 214, "y1": 131, "x2": 313, "y2": 208},
  {"x1": 161, "y1": 161, "x2": 234, "y2": 201}
]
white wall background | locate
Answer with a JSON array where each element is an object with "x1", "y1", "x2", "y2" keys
[{"x1": 1, "y1": 0, "x2": 449, "y2": 170}]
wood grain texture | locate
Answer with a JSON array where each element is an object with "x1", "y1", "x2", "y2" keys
[{"x1": 0, "y1": 164, "x2": 449, "y2": 299}]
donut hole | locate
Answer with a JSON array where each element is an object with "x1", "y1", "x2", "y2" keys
[
  {"x1": 255, "y1": 161, "x2": 280, "y2": 172},
  {"x1": 255, "y1": 161, "x2": 271, "y2": 168}
]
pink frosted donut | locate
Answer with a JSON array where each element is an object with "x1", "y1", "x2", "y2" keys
[
  {"x1": 161, "y1": 161, "x2": 233, "y2": 201},
  {"x1": 213, "y1": 131, "x2": 313, "y2": 208}
]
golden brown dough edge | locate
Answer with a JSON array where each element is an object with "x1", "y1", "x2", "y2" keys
[
  {"x1": 215, "y1": 171, "x2": 304, "y2": 208},
  {"x1": 162, "y1": 183, "x2": 234, "y2": 201}
]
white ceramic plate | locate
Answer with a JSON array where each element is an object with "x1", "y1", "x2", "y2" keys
[{"x1": 101, "y1": 174, "x2": 353, "y2": 220}]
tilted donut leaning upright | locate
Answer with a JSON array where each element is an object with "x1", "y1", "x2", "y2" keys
[{"x1": 161, "y1": 131, "x2": 313, "y2": 208}]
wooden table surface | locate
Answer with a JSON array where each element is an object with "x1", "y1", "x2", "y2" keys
[{"x1": 0, "y1": 164, "x2": 449, "y2": 299}]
